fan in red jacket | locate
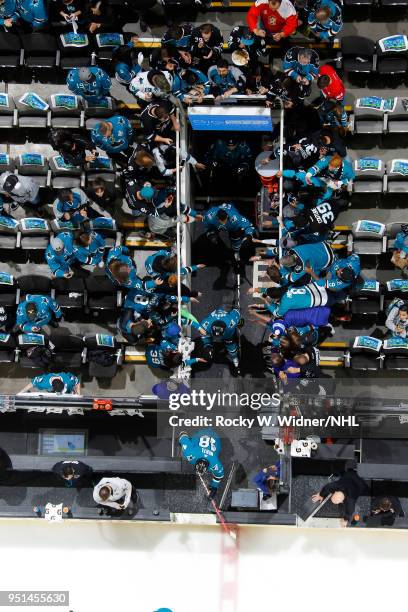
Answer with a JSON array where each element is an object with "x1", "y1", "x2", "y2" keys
[
  {"x1": 317, "y1": 65, "x2": 345, "y2": 102},
  {"x1": 247, "y1": 0, "x2": 298, "y2": 42}
]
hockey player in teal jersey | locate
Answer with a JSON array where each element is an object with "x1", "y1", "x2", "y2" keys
[
  {"x1": 322, "y1": 253, "x2": 361, "y2": 292},
  {"x1": 200, "y1": 307, "x2": 243, "y2": 375},
  {"x1": 281, "y1": 241, "x2": 335, "y2": 286},
  {"x1": 179, "y1": 429, "x2": 224, "y2": 499}
]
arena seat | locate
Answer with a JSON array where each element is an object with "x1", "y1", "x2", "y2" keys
[
  {"x1": 382, "y1": 339, "x2": 408, "y2": 370},
  {"x1": 51, "y1": 277, "x2": 86, "y2": 311},
  {"x1": 348, "y1": 220, "x2": 386, "y2": 255},
  {"x1": 48, "y1": 94, "x2": 83, "y2": 130},
  {"x1": 57, "y1": 34, "x2": 92, "y2": 70},
  {"x1": 85, "y1": 275, "x2": 120, "y2": 312},
  {"x1": 49, "y1": 333, "x2": 85, "y2": 369},
  {"x1": 350, "y1": 281, "x2": 383, "y2": 315},
  {"x1": 83, "y1": 98, "x2": 117, "y2": 130},
  {"x1": 384, "y1": 159, "x2": 408, "y2": 193},
  {"x1": 0, "y1": 154, "x2": 14, "y2": 173},
  {"x1": 89, "y1": 217, "x2": 121, "y2": 249},
  {"x1": 15, "y1": 94, "x2": 48, "y2": 129},
  {"x1": 20, "y1": 33, "x2": 59, "y2": 69},
  {"x1": 0, "y1": 32, "x2": 23, "y2": 68},
  {"x1": 17, "y1": 333, "x2": 49, "y2": 368},
  {"x1": 347, "y1": 336, "x2": 383, "y2": 370},
  {"x1": 351, "y1": 105, "x2": 385, "y2": 135},
  {"x1": 386, "y1": 222, "x2": 405, "y2": 249},
  {"x1": 15, "y1": 153, "x2": 50, "y2": 189},
  {"x1": 17, "y1": 274, "x2": 52, "y2": 298},
  {"x1": 352, "y1": 158, "x2": 385, "y2": 193},
  {"x1": 0, "y1": 273, "x2": 17, "y2": 308},
  {"x1": 84, "y1": 334, "x2": 123, "y2": 379},
  {"x1": 19, "y1": 218, "x2": 50, "y2": 251},
  {"x1": 85, "y1": 156, "x2": 117, "y2": 184},
  {"x1": 0, "y1": 218, "x2": 19, "y2": 250},
  {"x1": 49, "y1": 154, "x2": 83, "y2": 189},
  {"x1": 386, "y1": 98, "x2": 408, "y2": 133},
  {"x1": 340, "y1": 36, "x2": 375, "y2": 73},
  {"x1": 376, "y1": 38, "x2": 408, "y2": 75},
  {"x1": 0, "y1": 334, "x2": 17, "y2": 363},
  {"x1": 0, "y1": 95, "x2": 17, "y2": 130}
]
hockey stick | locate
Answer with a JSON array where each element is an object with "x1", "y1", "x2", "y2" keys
[{"x1": 197, "y1": 471, "x2": 237, "y2": 541}]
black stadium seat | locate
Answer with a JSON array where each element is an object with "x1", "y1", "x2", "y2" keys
[
  {"x1": 17, "y1": 275, "x2": 52, "y2": 298},
  {"x1": 85, "y1": 334, "x2": 122, "y2": 379},
  {"x1": 0, "y1": 32, "x2": 23, "y2": 68},
  {"x1": 51, "y1": 277, "x2": 86, "y2": 310},
  {"x1": 0, "y1": 272, "x2": 17, "y2": 307},
  {"x1": 85, "y1": 275, "x2": 119, "y2": 312},
  {"x1": 48, "y1": 93, "x2": 83, "y2": 130},
  {"x1": 57, "y1": 33, "x2": 91, "y2": 70},
  {"x1": 376, "y1": 38, "x2": 408, "y2": 75},
  {"x1": 0, "y1": 95, "x2": 17, "y2": 130},
  {"x1": 340, "y1": 36, "x2": 375, "y2": 73},
  {"x1": 20, "y1": 33, "x2": 59, "y2": 69},
  {"x1": 15, "y1": 153, "x2": 49, "y2": 189},
  {"x1": 49, "y1": 333, "x2": 85, "y2": 369},
  {"x1": 0, "y1": 334, "x2": 16, "y2": 363}
]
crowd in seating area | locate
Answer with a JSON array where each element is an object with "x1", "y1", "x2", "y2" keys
[{"x1": 0, "y1": 0, "x2": 406, "y2": 393}]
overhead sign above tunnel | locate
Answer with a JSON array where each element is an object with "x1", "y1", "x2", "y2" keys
[{"x1": 188, "y1": 106, "x2": 273, "y2": 131}]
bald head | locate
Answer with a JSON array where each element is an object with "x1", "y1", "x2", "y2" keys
[{"x1": 331, "y1": 491, "x2": 345, "y2": 505}]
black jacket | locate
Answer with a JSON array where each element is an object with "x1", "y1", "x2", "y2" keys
[
  {"x1": 52, "y1": 460, "x2": 92, "y2": 482},
  {"x1": 320, "y1": 470, "x2": 369, "y2": 521}
]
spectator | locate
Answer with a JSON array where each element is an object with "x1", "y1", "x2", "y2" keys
[
  {"x1": 16, "y1": 295, "x2": 62, "y2": 332},
  {"x1": 72, "y1": 227, "x2": 105, "y2": 269},
  {"x1": 228, "y1": 26, "x2": 267, "y2": 68},
  {"x1": 91, "y1": 115, "x2": 134, "y2": 164},
  {"x1": 105, "y1": 245, "x2": 139, "y2": 288},
  {"x1": 129, "y1": 69, "x2": 173, "y2": 103},
  {"x1": 56, "y1": 0, "x2": 84, "y2": 26},
  {"x1": 316, "y1": 64, "x2": 345, "y2": 102},
  {"x1": 19, "y1": 372, "x2": 80, "y2": 394},
  {"x1": 52, "y1": 460, "x2": 93, "y2": 487},
  {"x1": 45, "y1": 233, "x2": 75, "y2": 278},
  {"x1": 370, "y1": 496, "x2": 404, "y2": 526},
  {"x1": 307, "y1": 0, "x2": 343, "y2": 41},
  {"x1": 93, "y1": 477, "x2": 134, "y2": 512},
  {"x1": 67, "y1": 66, "x2": 111, "y2": 105},
  {"x1": 385, "y1": 299, "x2": 408, "y2": 338},
  {"x1": 0, "y1": 0, "x2": 19, "y2": 28},
  {"x1": 312, "y1": 470, "x2": 369, "y2": 526},
  {"x1": 247, "y1": 0, "x2": 298, "y2": 42},
  {"x1": 317, "y1": 98, "x2": 348, "y2": 129},
  {"x1": 140, "y1": 100, "x2": 179, "y2": 145},
  {"x1": 161, "y1": 24, "x2": 193, "y2": 49},
  {"x1": 190, "y1": 23, "x2": 224, "y2": 73},
  {"x1": 83, "y1": 0, "x2": 117, "y2": 34},
  {"x1": 253, "y1": 462, "x2": 280, "y2": 500},
  {"x1": 304, "y1": 153, "x2": 354, "y2": 202},
  {"x1": 0, "y1": 172, "x2": 40, "y2": 212},
  {"x1": 87, "y1": 177, "x2": 117, "y2": 215},
  {"x1": 172, "y1": 68, "x2": 210, "y2": 105},
  {"x1": 113, "y1": 35, "x2": 143, "y2": 85},
  {"x1": 18, "y1": 0, "x2": 48, "y2": 29},
  {"x1": 50, "y1": 129, "x2": 97, "y2": 169},
  {"x1": 204, "y1": 137, "x2": 253, "y2": 184},
  {"x1": 208, "y1": 59, "x2": 246, "y2": 101},
  {"x1": 53, "y1": 188, "x2": 94, "y2": 225},
  {"x1": 283, "y1": 47, "x2": 319, "y2": 97},
  {"x1": 391, "y1": 227, "x2": 408, "y2": 276}
]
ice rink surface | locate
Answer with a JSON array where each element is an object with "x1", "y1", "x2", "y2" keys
[{"x1": 0, "y1": 519, "x2": 407, "y2": 612}]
